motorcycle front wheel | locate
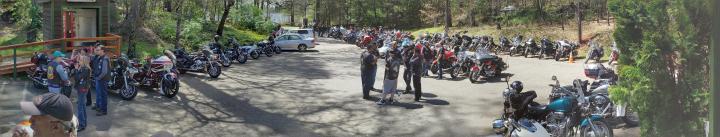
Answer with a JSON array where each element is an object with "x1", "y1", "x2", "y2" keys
[
  {"x1": 119, "y1": 77, "x2": 138, "y2": 100},
  {"x1": 208, "y1": 63, "x2": 222, "y2": 78},
  {"x1": 250, "y1": 51, "x2": 260, "y2": 59},
  {"x1": 580, "y1": 120, "x2": 614, "y2": 137},
  {"x1": 160, "y1": 78, "x2": 178, "y2": 98},
  {"x1": 237, "y1": 54, "x2": 248, "y2": 64}
]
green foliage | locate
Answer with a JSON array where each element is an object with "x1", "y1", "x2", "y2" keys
[
  {"x1": 229, "y1": 4, "x2": 276, "y2": 35},
  {"x1": 608, "y1": 0, "x2": 710, "y2": 136}
]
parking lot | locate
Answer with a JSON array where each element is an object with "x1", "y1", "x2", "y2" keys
[{"x1": 0, "y1": 38, "x2": 638, "y2": 137}]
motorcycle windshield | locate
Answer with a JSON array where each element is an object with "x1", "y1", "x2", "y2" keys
[{"x1": 475, "y1": 49, "x2": 497, "y2": 61}]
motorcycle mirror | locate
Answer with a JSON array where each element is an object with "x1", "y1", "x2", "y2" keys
[{"x1": 551, "y1": 76, "x2": 557, "y2": 81}]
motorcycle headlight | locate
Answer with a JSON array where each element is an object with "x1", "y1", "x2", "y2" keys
[{"x1": 593, "y1": 95, "x2": 609, "y2": 107}]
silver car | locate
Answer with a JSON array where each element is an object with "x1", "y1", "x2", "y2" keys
[{"x1": 274, "y1": 34, "x2": 315, "y2": 52}]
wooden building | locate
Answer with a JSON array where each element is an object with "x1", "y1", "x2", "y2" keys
[{"x1": 38, "y1": 0, "x2": 116, "y2": 47}]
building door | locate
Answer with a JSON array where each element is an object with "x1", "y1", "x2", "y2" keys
[
  {"x1": 73, "y1": 9, "x2": 98, "y2": 46},
  {"x1": 62, "y1": 11, "x2": 76, "y2": 47}
]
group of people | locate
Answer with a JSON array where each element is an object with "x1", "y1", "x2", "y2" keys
[
  {"x1": 360, "y1": 29, "x2": 447, "y2": 105},
  {"x1": 13, "y1": 45, "x2": 112, "y2": 136}
]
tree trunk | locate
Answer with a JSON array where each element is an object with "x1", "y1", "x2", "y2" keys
[
  {"x1": 216, "y1": 0, "x2": 235, "y2": 36},
  {"x1": 576, "y1": 2, "x2": 582, "y2": 45},
  {"x1": 445, "y1": 0, "x2": 452, "y2": 29},
  {"x1": 174, "y1": 0, "x2": 184, "y2": 49},
  {"x1": 290, "y1": 0, "x2": 295, "y2": 26}
]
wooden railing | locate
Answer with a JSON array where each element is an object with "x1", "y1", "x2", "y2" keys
[{"x1": 0, "y1": 33, "x2": 122, "y2": 78}]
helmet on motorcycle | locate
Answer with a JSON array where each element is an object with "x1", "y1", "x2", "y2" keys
[{"x1": 510, "y1": 81, "x2": 523, "y2": 93}]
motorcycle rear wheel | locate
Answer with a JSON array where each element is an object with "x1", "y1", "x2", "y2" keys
[
  {"x1": 251, "y1": 51, "x2": 260, "y2": 59},
  {"x1": 265, "y1": 49, "x2": 274, "y2": 57}
]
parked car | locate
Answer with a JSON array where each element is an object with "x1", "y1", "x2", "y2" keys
[
  {"x1": 286, "y1": 29, "x2": 316, "y2": 40},
  {"x1": 274, "y1": 34, "x2": 316, "y2": 52}
]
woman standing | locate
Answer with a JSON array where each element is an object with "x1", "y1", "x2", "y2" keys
[{"x1": 74, "y1": 55, "x2": 91, "y2": 132}]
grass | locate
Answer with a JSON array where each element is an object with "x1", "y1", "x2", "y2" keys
[
  {"x1": 0, "y1": 33, "x2": 44, "y2": 57},
  {"x1": 223, "y1": 26, "x2": 266, "y2": 44}
]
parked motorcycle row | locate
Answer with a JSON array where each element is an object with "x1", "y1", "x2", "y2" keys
[{"x1": 27, "y1": 37, "x2": 285, "y2": 101}]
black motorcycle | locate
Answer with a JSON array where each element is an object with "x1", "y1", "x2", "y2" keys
[
  {"x1": 585, "y1": 41, "x2": 604, "y2": 64},
  {"x1": 499, "y1": 36, "x2": 512, "y2": 54},
  {"x1": 523, "y1": 38, "x2": 540, "y2": 58},
  {"x1": 226, "y1": 38, "x2": 248, "y2": 64},
  {"x1": 108, "y1": 54, "x2": 139, "y2": 100},
  {"x1": 174, "y1": 47, "x2": 222, "y2": 78},
  {"x1": 28, "y1": 52, "x2": 49, "y2": 89},
  {"x1": 555, "y1": 40, "x2": 579, "y2": 61},
  {"x1": 256, "y1": 42, "x2": 274, "y2": 57},
  {"x1": 509, "y1": 35, "x2": 525, "y2": 56},
  {"x1": 210, "y1": 43, "x2": 232, "y2": 67},
  {"x1": 468, "y1": 49, "x2": 508, "y2": 83},
  {"x1": 539, "y1": 37, "x2": 556, "y2": 59}
]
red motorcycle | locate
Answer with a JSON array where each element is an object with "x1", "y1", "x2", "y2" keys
[
  {"x1": 131, "y1": 55, "x2": 179, "y2": 98},
  {"x1": 430, "y1": 47, "x2": 458, "y2": 79}
]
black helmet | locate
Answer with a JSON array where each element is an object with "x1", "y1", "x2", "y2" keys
[{"x1": 510, "y1": 81, "x2": 523, "y2": 93}]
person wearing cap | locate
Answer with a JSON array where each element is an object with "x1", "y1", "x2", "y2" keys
[
  {"x1": 48, "y1": 51, "x2": 71, "y2": 95},
  {"x1": 15, "y1": 93, "x2": 78, "y2": 137},
  {"x1": 409, "y1": 44, "x2": 424, "y2": 101},
  {"x1": 92, "y1": 45, "x2": 111, "y2": 116},
  {"x1": 360, "y1": 41, "x2": 379, "y2": 100}
]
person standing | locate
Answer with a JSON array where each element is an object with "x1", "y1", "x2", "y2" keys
[
  {"x1": 47, "y1": 51, "x2": 71, "y2": 96},
  {"x1": 422, "y1": 42, "x2": 433, "y2": 77},
  {"x1": 377, "y1": 42, "x2": 401, "y2": 105},
  {"x1": 401, "y1": 43, "x2": 414, "y2": 93},
  {"x1": 360, "y1": 42, "x2": 379, "y2": 99},
  {"x1": 73, "y1": 55, "x2": 91, "y2": 131},
  {"x1": 92, "y1": 46, "x2": 110, "y2": 116},
  {"x1": 410, "y1": 45, "x2": 424, "y2": 102},
  {"x1": 435, "y1": 43, "x2": 446, "y2": 80}
]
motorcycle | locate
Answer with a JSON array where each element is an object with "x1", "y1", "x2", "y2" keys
[
  {"x1": 585, "y1": 41, "x2": 604, "y2": 64},
  {"x1": 429, "y1": 47, "x2": 459, "y2": 79},
  {"x1": 468, "y1": 48, "x2": 508, "y2": 83},
  {"x1": 554, "y1": 40, "x2": 579, "y2": 61},
  {"x1": 500, "y1": 36, "x2": 512, "y2": 53},
  {"x1": 509, "y1": 35, "x2": 525, "y2": 56},
  {"x1": 239, "y1": 43, "x2": 261, "y2": 59},
  {"x1": 256, "y1": 42, "x2": 274, "y2": 57},
  {"x1": 210, "y1": 43, "x2": 232, "y2": 67},
  {"x1": 546, "y1": 77, "x2": 613, "y2": 137},
  {"x1": 608, "y1": 42, "x2": 619, "y2": 65},
  {"x1": 226, "y1": 38, "x2": 248, "y2": 64},
  {"x1": 539, "y1": 37, "x2": 556, "y2": 59},
  {"x1": 28, "y1": 52, "x2": 49, "y2": 89},
  {"x1": 523, "y1": 38, "x2": 541, "y2": 58},
  {"x1": 107, "y1": 54, "x2": 139, "y2": 100},
  {"x1": 267, "y1": 38, "x2": 282, "y2": 54},
  {"x1": 132, "y1": 55, "x2": 180, "y2": 98},
  {"x1": 174, "y1": 47, "x2": 222, "y2": 78},
  {"x1": 492, "y1": 79, "x2": 552, "y2": 137}
]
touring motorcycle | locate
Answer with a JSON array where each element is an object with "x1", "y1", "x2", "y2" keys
[
  {"x1": 174, "y1": 47, "x2": 222, "y2": 78},
  {"x1": 468, "y1": 48, "x2": 507, "y2": 83},
  {"x1": 226, "y1": 38, "x2": 248, "y2": 64},
  {"x1": 555, "y1": 40, "x2": 579, "y2": 61}
]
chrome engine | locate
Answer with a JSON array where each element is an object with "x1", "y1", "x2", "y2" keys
[{"x1": 545, "y1": 112, "x2": 570, "y2": 137}]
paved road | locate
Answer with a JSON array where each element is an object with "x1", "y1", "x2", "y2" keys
[{"x1": 0, "y1": 38, "x2": 639, "y2": 137}]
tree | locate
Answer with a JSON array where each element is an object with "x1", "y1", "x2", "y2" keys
[
  {"x1": 608, "y1": 0, "x2": 710, "y2": 136},
  {"x1": 216, "y1": 0, "x2": 235, "y2": 36},
  {"x1": 444, "y1": 0, "x2": 452, "y2": 29}
]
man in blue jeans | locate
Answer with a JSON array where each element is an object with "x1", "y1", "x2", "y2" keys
[
  {"x1": 361, "y1": 43, "x2": 378, "y2": 99},
  {"x1": 92, "y1": 46, "x2": 110, "y2": 116}
]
